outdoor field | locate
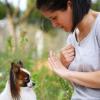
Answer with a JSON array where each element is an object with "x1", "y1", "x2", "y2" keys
[{"x1": 0, "y1": 0, "x2": 100, "y2": 100}]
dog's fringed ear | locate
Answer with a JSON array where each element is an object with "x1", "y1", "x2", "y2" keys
[
  {"x1": 10, "y1": 62, "x2": 20, "y2": 100},
  {"x1": 17, "y1": 60, "x2": 23, "y2": 68},
  {"x1": 11, "y1": 62, "x2": 20, "y2": 73}
]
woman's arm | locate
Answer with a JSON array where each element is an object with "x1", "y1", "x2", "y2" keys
[
  {"x1": 67, "y1": 71, "x2": 100, "y2": 88},
  {"x1": 48, "y1": 51, "x2": 100, "y2": 89}
]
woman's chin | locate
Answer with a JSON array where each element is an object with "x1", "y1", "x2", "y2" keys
[{"x1": 63, "y1": 28, "x2": 71, "y2": 32}]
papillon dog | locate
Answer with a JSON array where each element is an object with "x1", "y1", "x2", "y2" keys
[{"x1": 0, "y1": 61, "x2": 37, "y2": 100}]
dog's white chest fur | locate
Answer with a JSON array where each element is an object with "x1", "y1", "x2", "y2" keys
[
  {"x1": 0, "y1": 82, "x2": 36, "y2": 100},
  {"x1": 0, "y1": 82, "x2": 12, "y2": 100},
  {"x1": 20, "y1": 87, "x2": 36, "y2": 100}
]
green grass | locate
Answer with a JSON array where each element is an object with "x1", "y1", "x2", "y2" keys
[
  {"x1": 0, "y1": 51, "x2": 73, "y2": 100},
  {"x1": 0, "y1": 53, "x2": 72, "y2": 100},
  {"x1": 0, "y1": 35, "x2": 73, "y2": 100},
  {"x1": 32, "y1": 66, "x2": 73, "y2": 100}
]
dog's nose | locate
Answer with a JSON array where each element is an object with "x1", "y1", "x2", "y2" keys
[{"x1": 32, "y1": 82, "x2": 35, "y2": 86}]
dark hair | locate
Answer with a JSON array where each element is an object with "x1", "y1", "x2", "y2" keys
[{"x1": 36, "y1": 0, "x2": 91, "y2": 32}]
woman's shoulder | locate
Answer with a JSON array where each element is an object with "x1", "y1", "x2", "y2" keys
[
  {"x1": 95, "y1": 12, "x2": 100, "y2": 23},
  {"x1": 95, "y1": 13, "x2": 100, "y2": 31},
  {"x1": 94, "y1": 12, "x2": 100, "y2": 47},
  {"x1": 91, "y1": 10, "x2": 100, "y2": 18},
  {"x1": 91, "y1": 11, "x2": 100, "y2": 33}
]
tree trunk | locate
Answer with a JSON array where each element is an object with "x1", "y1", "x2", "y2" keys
[{"x1": 7, "y1": 15, "x2": 18, "y2": 52}]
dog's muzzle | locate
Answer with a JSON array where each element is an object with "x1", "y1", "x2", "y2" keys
[{"x1": 27, "y1": 80, "x2": 35, "y2": 88}]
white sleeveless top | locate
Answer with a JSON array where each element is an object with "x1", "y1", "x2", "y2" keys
[{"x1": 67, "y1": 13, "x2": 100, "y2": 100}]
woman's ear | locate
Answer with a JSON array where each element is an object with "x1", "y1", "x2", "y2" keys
[{"x1": 67, "y1": 0, "x2": 72, "y2": 8}]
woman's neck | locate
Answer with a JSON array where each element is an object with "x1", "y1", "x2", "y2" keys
[{"x1": 76, "y1": 10, "x2": 99, "y2": 42}]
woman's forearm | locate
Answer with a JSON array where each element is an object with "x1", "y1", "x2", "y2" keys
[
  {"x1": 65, "y1": 71, "x2": 100, "y2": 88},
  {"x1": 48, "y1": 51, "x2": 100, "y2": 89}
]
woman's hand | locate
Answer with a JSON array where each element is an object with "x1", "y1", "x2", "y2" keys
[
  {"x1": 60, "y1": 44, "x2": 75, "y2": 68},
  {"x1": 48, "y1": 51, "x2": 69, "y2": 79},
  {"x1": 48, "y1": 51, "x2": 100, "y2": 88}
]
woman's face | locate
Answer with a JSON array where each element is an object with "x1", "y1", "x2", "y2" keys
[{"x1": 41, "y1": 5, "x2": 73, "y2": 32}]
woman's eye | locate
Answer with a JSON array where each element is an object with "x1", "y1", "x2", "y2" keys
[
  {"x1": 50, "y1": 16, "x2": 57, "y2": 21},
  {"x1": 52, "y1": 17, "x2": 57, "y2": 20}
]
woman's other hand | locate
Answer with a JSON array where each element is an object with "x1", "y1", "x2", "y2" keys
[
  {"x1": 60, "y1": 44, "x2": 75, "y2": 68},
  {"x1": 48, "y1": 51, "x2": 69, "y2": 78}
]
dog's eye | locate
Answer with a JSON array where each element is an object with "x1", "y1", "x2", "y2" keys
[{"x1": 24, "y1": 77, "x2": 28, "y2": 81}]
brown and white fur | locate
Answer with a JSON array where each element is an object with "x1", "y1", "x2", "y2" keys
[{"x1": 0, "y1": 61, "x2": 36, "y2": 100}]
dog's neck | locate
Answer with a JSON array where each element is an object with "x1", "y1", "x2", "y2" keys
[
  {"x1": 0, "y1": 81, "x2": 28, "y2": 100},
  {"x1": 0, "y1": 81, "x2": 13, "y2": 100},
  {"x1": 4, "y1": 81, "x2": 11, "y2": 94},
  {"x1": 1, "y1": 81, "x2": 35, "y2": 100}
]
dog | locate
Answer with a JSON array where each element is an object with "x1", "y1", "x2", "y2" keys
[{"x1": 0, "y1": 61, "x2": 37, "y2": 100}]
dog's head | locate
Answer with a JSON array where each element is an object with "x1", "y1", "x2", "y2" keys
[{"x1": 9, "y1": 61, "x2": 35, "y2": 100}]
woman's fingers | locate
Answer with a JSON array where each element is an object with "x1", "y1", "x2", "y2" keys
[
  {"x1": 60, "y1": 44, "x2": 75, "y2": 67},
  {"x1": 49, "y1": 51, "x2": 62, "y2": 69},
  {"x1": 48, "y1": 51, "x2": 69, "y2": 78},
  {"x1": 61, "y1": 44, "x2": 73, "y2": 50},
  {"x1": 62, "y1": 49, "x2": 75, "y2": 55},
  {"x1": 48, "y1": 51, "x2": 56, "y2": 69},
  {"x1": 48, "y1": 58, "x2": 54, "y2": 70}
]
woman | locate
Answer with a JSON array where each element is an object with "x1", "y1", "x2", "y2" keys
[{"x1": 36, "y1": 0, "x2": 100, "y2": 99}]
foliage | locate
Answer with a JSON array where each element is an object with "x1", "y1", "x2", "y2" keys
[
  {"x1": 0, "y1": 2, "x2": 6, "y2": 19},
  {"x1": 92, "y1": 0, "x2": 100, "y2": 11},
  {"x1": 0, "y1": 36, "x2": 73, "y2": 100},
  {"x1": 32, "y1": 67, "x2": 73, "y2": 100}
]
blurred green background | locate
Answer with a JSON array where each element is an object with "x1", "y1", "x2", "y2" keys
[{"x1": 0, "y1": 0, "x2": 100, "y2": 100}]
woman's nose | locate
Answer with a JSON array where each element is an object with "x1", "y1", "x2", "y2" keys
[{"x1": 52, "y1": 21, "x2": 59, "y2": 28}]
